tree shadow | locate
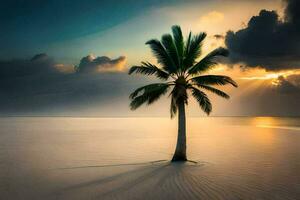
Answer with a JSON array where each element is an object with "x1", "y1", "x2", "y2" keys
[
  {"x1": 55, "y1": 160, "x2": 168, "y2": 170},
  {"x1": 52, "y1": 161, "x2": 205, "y2": 200}
]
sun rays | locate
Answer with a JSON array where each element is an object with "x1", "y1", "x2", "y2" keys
[{"x1": 240, "y1": 70, "x2": 300, "y2": 81}]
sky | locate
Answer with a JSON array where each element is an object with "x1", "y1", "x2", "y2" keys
[{"x1": 0, "y1": 0, "x2": 300, "y2": 116}]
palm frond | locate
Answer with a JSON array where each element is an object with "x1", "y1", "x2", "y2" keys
[
  {"x1": 196, "y1": 84, "x2": 230, "y2": 99},
  {"x1": 188, "y1": 47, "x2": 229, "y2": 75},
  {"x1": 129, "y1": 83, "x2": 168, "y2": 99},
  {"x1": 191, "y1": 75, "x2": 238, "y2": 87},
  {"x1": 171, "y1": 25, "x2": 184, "y2": 66},
  {"x1": 190, "y1": 86, "x2": 212, "y2": 115},
  {"x1": 161, "y1": 34, "x2": 179, "y2": 69},
  {"x1": 130, "y1": 83, "x2": 170, "y2": 110},
  {"x1": 128, "y1": 62, "x2": 170, "y2": 80},
  {"x1": 146, "y1": 39, "x2": 177, "y2": 74},
  {"x1": 183, "y1": 32, "x2": 207, "y2": 70},
  {"x1": 184, "y1": 32, "x2": 192, "y2": 58}
]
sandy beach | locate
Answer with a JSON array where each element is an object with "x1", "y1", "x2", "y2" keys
[{"x1": 1, "y1": 117, "x2": 300, "y2": 200}]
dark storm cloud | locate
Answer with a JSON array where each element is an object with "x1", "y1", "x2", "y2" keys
[
  {"x1": 225, "y1": 0, "x2": 300, "y2": 71},
  {"x1": 76, "y1": 55, "x2": 126, "y2": 73},
  {"x1": 0, "y1": 54, "x2": 58, "y2": 78},
  {"x1": 0, "y1": 54, "x2": 138, "y2": 115}
]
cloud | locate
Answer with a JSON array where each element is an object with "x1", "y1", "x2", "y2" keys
[
  {"x1": 0, "y1": 53, "x2": 59, "y2": 79},
  {"x1": 200, "y1": 11, "x2": 224, "y2": 24},
  {"x1": 213, "y1": 34, "x2": 225, "y2": 40},
  {"x1": 230, "y1": 81, "x2": 300, "y2": 116},
  {"x1": 273, "y1": 75, "x2": 300, "y2": 93},
  {"x1": 76, "y1": 55, "x2": 127, "y2": 73},
  {"x1": 1, "y1": 53, "x2": 299, "y2": 116},
  {"x1": 225, "y1": 0, "x2": 300, "y2": 71},
  {"x1": 0, "y1": 53, "x2": 136, "y2": 115},
  {"x1": 54, "y1": 63, "x2": 76, "y2": 73}
]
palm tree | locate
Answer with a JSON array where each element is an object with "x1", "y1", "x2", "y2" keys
[{"x1": 128, "y1": 25, "x2": 238, "y2": 162}]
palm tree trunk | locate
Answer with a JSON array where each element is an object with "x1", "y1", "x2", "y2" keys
[{"x1": 172, "y1": 99, "x2": 187, "y2": 162}]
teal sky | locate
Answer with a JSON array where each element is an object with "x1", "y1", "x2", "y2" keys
[
  {"x1": 1, "y1": 0, "x2": 280, "y2": 64},
  {"x1": 0, "y1": 0, "x2": 198, "y2": 60}
]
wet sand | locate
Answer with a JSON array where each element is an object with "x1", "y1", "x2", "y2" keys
[{"x1": 1, "y1": 117, "x2": 300, "y2": 199}]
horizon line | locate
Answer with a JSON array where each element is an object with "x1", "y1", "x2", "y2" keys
[{"x1": 0, "y1": 115, "x2": 300, "y2": 118}]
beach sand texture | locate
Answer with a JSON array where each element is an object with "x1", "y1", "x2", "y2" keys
[{"x1": 1, "y1": 117, "x2": 300, "y2": 200}]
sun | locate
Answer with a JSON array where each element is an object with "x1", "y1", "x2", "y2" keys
[{"x1": 265, "y1": 73, "x2": 281, "y2": 79}]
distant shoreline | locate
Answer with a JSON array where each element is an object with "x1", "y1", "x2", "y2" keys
[{"x1": 0, "y1": 115, "x2": 300, "y2": 118}]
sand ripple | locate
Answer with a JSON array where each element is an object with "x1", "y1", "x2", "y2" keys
[{"x1": 47, "y1": 161, "x2": 300, "y2": 200}]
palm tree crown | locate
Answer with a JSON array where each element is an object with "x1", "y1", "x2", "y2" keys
[{"x1": 129, "y1": 25, "x2": 238, "y2": 117}]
